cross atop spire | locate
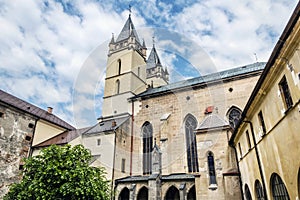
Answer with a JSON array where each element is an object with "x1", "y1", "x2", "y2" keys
[
  {"x1": 152, "y1": 36, "x2": 155, "y2": 47},
  {"x1": 128, "y1": 4, "x2": 132, "y2": 16}
]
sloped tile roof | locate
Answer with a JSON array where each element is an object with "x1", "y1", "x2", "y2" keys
[
  {"x1": 131, "y1": 62, "x2": 266, "y2": 99},
  {"x1": 33, "y1": 127, "x2": 91, "y2": 147},
  {"x1": 197, "y1": 114, "x2": 229, "y2": 131},
  {"x1": 83, "y1": 115, "x2": 130, "y2": 135},
  {"x1": 0, "y1": 89, "x2": 75, "y2": 130}
]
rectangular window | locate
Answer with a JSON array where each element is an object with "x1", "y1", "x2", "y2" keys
[
  {"x1": 238, "y1": 142, "x2": 242, "y2": 158},
  {"x1": 279, "y1": 76, "x2": 293, "y2": 110},
  {"x1": 246, "y1": 130, "x2": 251, "y2": 150},
  {"x1": 121, "y1": 159, "x2": 125, "y2": 173},
  {"x1": 258, "y1": 111, "x2": 266, "y2": 135},
  {"x1": 0, "y1": 112, "x2": 3, "y2": 118},
  {"x1": 97, "y1": 139, "x2": 101, "y2": 146}
]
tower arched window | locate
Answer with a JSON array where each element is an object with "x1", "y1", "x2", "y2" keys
[
  {"x1": 142, "y1": 122, "x2": 153, "y2": 175},
  {"x1": 227, "y1": 106, "x2": 242, "y2": 129},
  {"x1": 185, "y1": 114, "x2": 199, "y2": 173},
  {"x1": 116, "y1": 79, "x2": 120, "y2": 94},
  {"x1": 207, "y1": 151, "x2": 217, "y2": 186},
  {"x1": 271, "y1": 173, "x2": 290, "y2": 200},
  {"x1": 118, "y1": 59, "x2": 121, "y2": 75}
]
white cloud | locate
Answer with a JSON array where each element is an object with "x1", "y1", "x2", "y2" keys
[{"x1": 0, "y1": 0, "x2": 298, "y2": 128}]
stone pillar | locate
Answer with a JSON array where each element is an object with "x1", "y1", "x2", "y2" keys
[
  {"x1": 148, "y1": 174, "x2": 161, "y2": 200},
  {"x1": 129, "y1": 184, "x2": 136, "y2": 200},
  {"x1": 179, "y1": 183, "x2": 186, "y2": 200}
]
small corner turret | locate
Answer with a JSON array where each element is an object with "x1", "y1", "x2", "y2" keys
[{"x1": 146, "y1": 38, "x2": 169, "y2": 87}]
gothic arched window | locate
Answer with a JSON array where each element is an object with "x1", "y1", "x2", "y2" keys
[
  {"x1": 142, "y1": 122, "x2": 153, "y2": 175},
  {"x1": 255, "y1": 180, "x2": 265, "y2": 200},
  {"x1": 227, "y1": 106, "x2": 242, "y2": 129},
  {"x1": 118, "y1": 59, "x2": 121, "y2": 75},
  {"x1": 245, "y1": 184, "x2": 252, "y2": 200},
  {"x1": 185, "y1": 114, "x2": 199, "y2": 173},
  {"x1": 207, "y1": 151, "x2": 217, "y2": 185},
  {"x1": 116, "y1": 79, "x2": 120, "y2": 94},
  {"x1": 271, "y1": 173, "x2": 290, "y2": 200}
]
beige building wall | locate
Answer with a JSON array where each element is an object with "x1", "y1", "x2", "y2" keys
[
  {"x1": 82, "y1": 132, "x2": 115, "y2": 181},
  {"x1": 32, "y1": 120, "x2": 66, "y2": 146},
  {"x1": 233, "y1": 12, "x2": 300, "y2": 200}
]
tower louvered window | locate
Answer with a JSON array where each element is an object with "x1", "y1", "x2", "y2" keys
[{"x1": 185, "y1": 115, "x2": 199, "y2": 173}]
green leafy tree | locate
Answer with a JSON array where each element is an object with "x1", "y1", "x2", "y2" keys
[{"x1": 4, "y1": 144, "x2": 110, "y2": 200}]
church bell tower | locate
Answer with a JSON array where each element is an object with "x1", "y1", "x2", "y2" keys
[{"x1": 102, "y1": 14, "x2": 148, "y2": 117}]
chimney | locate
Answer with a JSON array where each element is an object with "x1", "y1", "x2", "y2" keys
[
  {"x1": 47, "y1": 107, "x2": 53, "y2": 114},
  {"x1": 112, "y1": 120, "x2": 117, "y2": 127}
]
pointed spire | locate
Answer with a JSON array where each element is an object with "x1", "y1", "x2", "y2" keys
[
  {"x1": 165, "y1": 67, "x2": 169, "y2": 75},
  {"x1": 110, "y1": 33, "x2": 115, "y2": 44},
  {"x1": 115, "y1": 11, "x2": 141, "y2": 43},
  {"x1": 147, "y1": 45, "x2": 161, "y2": 69}
]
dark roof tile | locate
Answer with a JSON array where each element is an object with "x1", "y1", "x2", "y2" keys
[{"x1": 0, "y1": 89, "x2": 75, "y2": 130}]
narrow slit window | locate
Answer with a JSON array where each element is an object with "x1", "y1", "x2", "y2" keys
[
  {"x1": 279, "y1": 76, "x2": 293, "y2": 110},
  {"x1": 258, "y1": 111, "x2": 266, "y2": 135},
  {"x1": 246, "y1": 130, "x2": 251, "y2": 150},
  {"x1": 121, "y1": 158, "x2": 125, "y2": 173},
  {"x1": 207, "y1": 152, "x2": 217, "y2": 185}
]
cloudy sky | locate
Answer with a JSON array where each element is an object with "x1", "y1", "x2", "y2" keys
[{"x1": 0, "y1": 0, "x2": 298, "y2": 128}]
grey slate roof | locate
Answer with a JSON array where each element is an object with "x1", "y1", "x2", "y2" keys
[
  {"x1": 161, "y1": 173, "x2": 195, "y2": 181},
  {"x1": 197, "y1": 114, "x2": 229, "y2": 131},
  {"x1": 0, "y1": 89, "x2": 75, "y2": 130},
  {"x1": 116, "y1": 15, "x2": 141, "y2": 43},
  {"x1": 147, "y1": 46, "x2": 161, "y2": 69},
  {"x1": 83, "y1": 116, "x2": 130, "y2": 135},
  {"x1": 131, "y1": 62, "x2": 266, "y2": 100},
  {"x1": 115, "y1": 173, "x2": 195, "y2": 184}
]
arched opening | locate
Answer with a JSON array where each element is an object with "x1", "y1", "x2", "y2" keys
[
  {"x1": 137, "y1": 186, "x2": 148, "y2": 200},
  {"x1": 245, "y1": 184, "x2": 252, "y2": 200},
  {"x1": 118, "y1": 59, "x2": 121, "y2": 75},
  {"x1": 270, "y1": 173, "x2": 290, "y2": 200},
  {"x1": 185, "y1": 114, "x2": 199, "y2": 173},
  {"x1": 165, "y1": 186, "x2": 180, "y2": 200},
  {"x1": 227, "y1": 106, "x2": 242, "y2": 129},
  {"x1": 207, "y1": 151, "x2": 217, "y2": 187},
  {"x1": 142, "y1": 122, "x2": 153, "y2": 175},
  {"x1": 187, "y1": 185, "x2": 196, "y2": 200},
  {"x1": 118, "y1": 187, "x2": 129, "y2": 200},
  {"x1": 254, "y1": 180, "x2": 265, "y2": 200},
  {"x1": 116, "y1": 79, "x2": 120, "y2": 94}
]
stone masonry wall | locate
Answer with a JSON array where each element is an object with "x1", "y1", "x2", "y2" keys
[{"x1": 0, "y1": 104, "x2": 36, "y2": 198}]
